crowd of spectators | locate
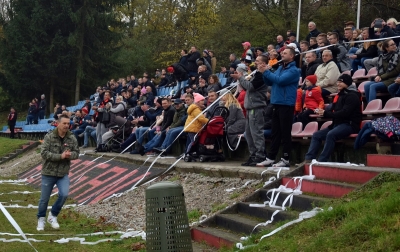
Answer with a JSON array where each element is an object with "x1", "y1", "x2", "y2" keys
[{"x1": 12, "y1": 16, "x2": 400, "y2": 166}]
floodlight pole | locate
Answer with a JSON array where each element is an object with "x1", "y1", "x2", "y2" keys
[
  {"x1": 357, "y1": 0, "x2": 361, "y2": 29},
  {"x1": 296, "y1": 0, "x2": 301, "y2": 42}
]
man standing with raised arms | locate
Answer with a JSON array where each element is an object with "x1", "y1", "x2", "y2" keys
[{"x1": 257, "y1": 48, "x2": 300, "y2": 167}]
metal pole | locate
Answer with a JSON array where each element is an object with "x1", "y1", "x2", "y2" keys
[
  {"x1": 296, "y1": 0, "x2": 301, "y2": 41},
  {"x1": 356, "y1": 0, "x2": 361, "y2": 29}
]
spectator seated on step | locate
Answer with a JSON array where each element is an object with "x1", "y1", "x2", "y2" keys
[
  {"x1": 220, "y1": 89, "x2": 245, "y2": 148},
  {"x1": 153, "y1": 98, "x2": 188, "y2": 155},
  {"x1": 138, "y1": 98, "x2": 176, "y2": 155},
  {"x1": 130, "y1": 98, "x2": 163, "y2": 154},
  {"x1": 304, "y1": 74, "x2": 362, "y2": 162},
  {"x1": 183, "y1": 93, "x2": 209, "y2": 156}
]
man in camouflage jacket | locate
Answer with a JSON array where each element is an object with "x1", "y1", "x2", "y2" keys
[{"x1": 36, "y1": 114, "x2": 79, "y2": 231}]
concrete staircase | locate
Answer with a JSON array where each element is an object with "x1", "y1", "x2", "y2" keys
[
  {"x1": 0, "y1": 141, "x2": 39, "y2": 164},
  {"x1": 191, "y1": 154, "x2": 400, "y2": 249}
]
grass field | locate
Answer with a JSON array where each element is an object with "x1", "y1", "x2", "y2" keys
[
  {"x1": 0, "y1": 137, "x2": 145, "y2": 251},
  {"x1": 222, "y1": 172, "x2": 400, "y2": 252},
  {"x1": 0, "y1": 176, "x2": 145, "y2": 252}
]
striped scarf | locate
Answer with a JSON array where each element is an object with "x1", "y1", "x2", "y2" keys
[{"x1": 377, "y1": 48, "x2": 400, "y2": 75}]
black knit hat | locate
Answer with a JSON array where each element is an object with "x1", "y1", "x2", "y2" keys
[{"x1": 337, "y1": 74, "x2": 353, "y2": 86}]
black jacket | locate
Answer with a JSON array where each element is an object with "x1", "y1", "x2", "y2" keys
[
  {"x1": 138, "y1": 107, "x2": 163, "y2": 127},
  {"x1": 187, "y1": 51, "x2": 201, "y2": 73},
  {"x1": 160, "y1": 105, "x2": 176, "y2": 131},
  {"x1": 179, "y1": 55, "x2": 188, "y2": 67},
  {"x1": 302, "y1": 59, "x2": 322, "y2": 79},
  {"x1": 39, "y1": 99, "x2": 47, "y2": 111},
  {"x1": 305, "y1": 29, "x2": 321, "y2": 42},
  {"x1": 324, "y1": 86, "x2": 362, "y2": 132},
  {"x1": 143, "y1": 81, "x2": 157, "y2": 96},
  {"x1": 171, "y1": 63, "x2": 189, "y2": 82},
  {"x1": 8, "y1": 112, "x2": 17, "y2": 126}
]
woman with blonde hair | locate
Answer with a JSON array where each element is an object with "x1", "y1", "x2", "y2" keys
[{"x1": 220, "y1": 89, "x2": 245, "y2": 149}]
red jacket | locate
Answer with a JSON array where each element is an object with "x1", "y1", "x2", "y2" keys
[
  {"x1": 295, "y1": 86, "x2": 324, "y2": 113},
  {"x1": 237, "y1": 90, "x2": 246, "y2": 117}
]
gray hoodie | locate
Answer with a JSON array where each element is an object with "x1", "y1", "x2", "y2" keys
[{"x1": 238, "y1": 71, "x2": 268, "y2": 110}]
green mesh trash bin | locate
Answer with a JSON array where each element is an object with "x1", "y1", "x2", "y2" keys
[{"x1": 146, "y1": 181, "x2": 193, "y2": 252}]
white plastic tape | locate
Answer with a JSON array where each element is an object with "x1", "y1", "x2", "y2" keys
[{"x1": 0, "y1": 202, "x2": 38, "y2": 251}]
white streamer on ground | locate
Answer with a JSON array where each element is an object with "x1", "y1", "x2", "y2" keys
[
  {"x1": 225, "y1": 180, "x2": 256, "y2": 192},
  {"x1": 0, "y1": 202, "x2": 38, "y2": 251}
]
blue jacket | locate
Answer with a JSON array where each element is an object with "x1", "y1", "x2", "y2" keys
[{"x1": 262, "y1": 61, "x2": 300, "y2": 106}]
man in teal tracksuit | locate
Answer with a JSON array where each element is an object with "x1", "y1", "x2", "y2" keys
[{"x1": 257, "y1": 48, "x2": 300, "y2": 167}]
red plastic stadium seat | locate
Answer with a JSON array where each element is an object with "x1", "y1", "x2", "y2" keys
[
  {"x1": 320, "y1": 121, "x2": 332, "y2": 130},
  {"x1": 341, "y1": 70, "x2": 351, "y2": 75},
  {"x1": 352, "y1": 69, "x2": 366, "y2": 80},
  {"x1": 377, "y1": 97, "x2": 400, "y2": 114},
  {"x1": 358, "y1": 81, "x2": 368, "y2": 94},
  {"x1": 292, "y1": 121, "x2": 318, "y2": 138},
  {"x1": 365, "y1": 67, "x2": 377, "y2": 79},
  {"x1": 363, "y1": 99, "x2": 382, "y2": 115},
  {"x1": 291, "y1": 122, "x2": 303, "y2": 136}
]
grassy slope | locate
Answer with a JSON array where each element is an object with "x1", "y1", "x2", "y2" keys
[
  {"x1": 0, "y1": 177, "x2": 145, "y2": 251},
  {"x1": 222, "y1": 172, "x2": 400, "y2": 252},
  {"x1": 0, "y1": 137, "x2": 31, "y2": 157}
]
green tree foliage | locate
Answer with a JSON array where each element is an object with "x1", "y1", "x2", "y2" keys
[{"x1": 0, "y1": 0, "x2": 128, "y2": 111}]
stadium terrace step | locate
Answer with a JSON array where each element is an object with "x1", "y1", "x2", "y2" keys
[
  {"x1": 304, "y1": 164, "x2": 379, "y2": 184},
  {"x1": 226, "y1": 202, "x2": 298, "y2": 222},
  {"x1": 367, "y1": 154, "x2": 400, "y2": 169},
  {"x1": 214, "y1": 213, "x2": 272, "y2": 235},
  {"x1": 281, "y1": 177, "x2": 358, "y2": 198},
  {"x1": 257, "y1": 189, "x2": 328, "y2": 212},
  {"x1": 191, "y1": 226, "x2": 239, "y2": 249}
]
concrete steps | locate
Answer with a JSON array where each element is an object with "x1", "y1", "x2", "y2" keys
[
  {"x1": 0, "y1": 141, "x2": 39, "y2": 165},
  {"x1": 191, "y1": 154, "x2": 400, "y2": 249},
  {"x1": 367, "y1": 154, "x2": 400, "y2": 169}
]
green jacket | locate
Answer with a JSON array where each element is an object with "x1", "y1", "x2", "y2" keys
[
  {"x1": 41, "y1": 128, "x2": 79, "y2": 177},
  {"x1": 169, "y1": 106, "x2": 187, "y2": 129}
]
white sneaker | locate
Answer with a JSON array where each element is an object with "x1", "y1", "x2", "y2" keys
[
  {"x1": 273, "y1": 158, "x2": 290, "y2": 167},
  {"x1": 37, "y1": 217, "x2": 46, "y2": 231},
  {"x1": 256, "y1": 157, "x2": 275, "y2": 167},
  {"x1": 47, "y1": 212, "x2": 60, "y2": 229}
]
